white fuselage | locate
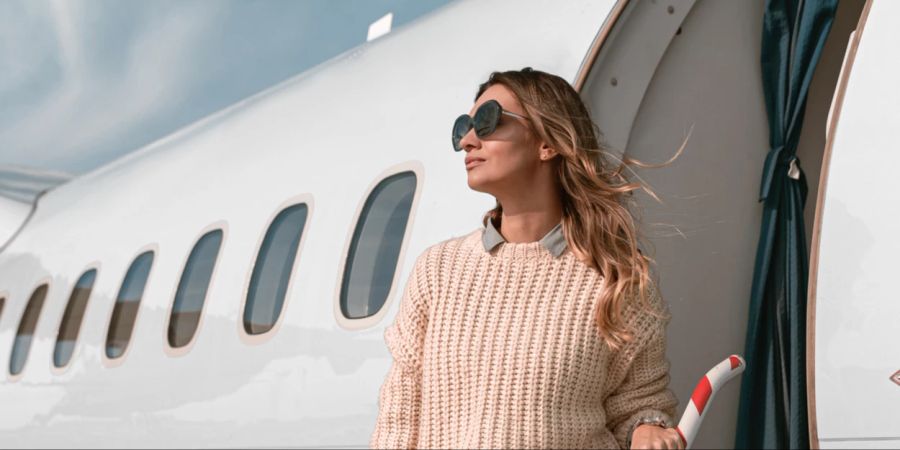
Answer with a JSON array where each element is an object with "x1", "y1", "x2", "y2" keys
[{"x1": 0, "y1": 1, "x2": 613, "y2": 447}]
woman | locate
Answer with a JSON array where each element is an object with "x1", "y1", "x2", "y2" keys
[{"x1": 370, "y1": 67, "x2": 687, "y2": 449}]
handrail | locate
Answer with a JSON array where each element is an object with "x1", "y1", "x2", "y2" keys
[{"x1": 676, "y1": 355, "x2": 747, "y2": 449}]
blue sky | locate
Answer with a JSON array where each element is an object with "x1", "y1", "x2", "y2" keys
[{"x1": 0, "y1": 0, "x2": 454, "y2": 177}]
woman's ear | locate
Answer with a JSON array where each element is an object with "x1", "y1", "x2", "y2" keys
[{"x1": 539, "y1": 142, "x2": 559, "y2": 161}]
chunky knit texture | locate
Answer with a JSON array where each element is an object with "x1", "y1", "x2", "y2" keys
[{"x1": 370, "y1": 228, "x2": 678, "y2": 449}]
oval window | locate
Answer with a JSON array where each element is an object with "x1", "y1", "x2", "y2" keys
[
  {"x1": 106, "y1": 250, "x2": 154, "y2": 360},
  {"x1": 244, "y1": 203, "x2": 308, "y2": 335},
  {"x1": 54, "y1": 269, "x2": 97, "y2": 368},
  {"x1": 340, "y1": 171, "x2": 417, "y2": 319},
  {"x1": 168, "y1": 229, "x2": 223, "y2": 348},
  {"x1": 10, "y1": 284, "x2": 49, "y2": 376}
]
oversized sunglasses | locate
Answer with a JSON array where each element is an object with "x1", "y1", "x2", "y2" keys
[{"x1": 451, "y1": 99, "x2": 529, "y2": 152}]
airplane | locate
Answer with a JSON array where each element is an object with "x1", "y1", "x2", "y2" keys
[{"x1": 0, "y1": 0, "x2": 893, "y2": 448}]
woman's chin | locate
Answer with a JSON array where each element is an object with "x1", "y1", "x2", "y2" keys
[{"x1": 466, "y1": 175, "x2": 488, "y2": 192}]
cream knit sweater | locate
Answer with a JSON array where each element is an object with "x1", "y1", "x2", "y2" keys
[{"x1": 370, "y1": 228, "x2": 678, "y2": 449}]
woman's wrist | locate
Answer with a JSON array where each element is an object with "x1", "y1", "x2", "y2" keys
[{"x1": 625, "y1": 413, "x2": 674, "y2": 448}]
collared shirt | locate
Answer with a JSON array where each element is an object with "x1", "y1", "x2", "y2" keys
[{"x1": 482, "y1": 217, "x2": 568, "y2": 258}]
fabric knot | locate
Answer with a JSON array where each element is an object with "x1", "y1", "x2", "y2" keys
[{"x1": 758, "y1": 145, "x2": 802, "y2": 202}]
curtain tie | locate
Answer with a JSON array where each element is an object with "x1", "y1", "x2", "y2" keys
[{"x1": 759, "y1": 146, "x2": 802, "y2": 201}]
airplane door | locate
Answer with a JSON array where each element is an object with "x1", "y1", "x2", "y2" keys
[{"x1": 809, "y1": 1, "x2": 900, "y2": 448}]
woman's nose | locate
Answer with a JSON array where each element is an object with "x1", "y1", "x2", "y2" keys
[{"x1": 459, "y1": 128, "x2": 480, "y2": 152}]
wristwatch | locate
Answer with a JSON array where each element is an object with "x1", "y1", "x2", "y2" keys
[{"x1": 625, "y1": 413, "x2": 674, "y2": 449}]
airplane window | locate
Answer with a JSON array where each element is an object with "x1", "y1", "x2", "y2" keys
[
  {"x1": 106, "y1": 250, "x2": 154, "y2": 360},
  {"x1": 341, "y1": 171, "x2": 417, "y2": 319},
  {"x1": 10, "y1": 284, "x2": 49, "y2": 376},
  {"x1": 54, "y1": 269, "x2": 97, "y2": 368},
  {"x1": 244, "y1": 203, "x2": 308, "y2": 335},
  {"x1": 168, "y1": 229, "x2": 223, "y2": 348}
]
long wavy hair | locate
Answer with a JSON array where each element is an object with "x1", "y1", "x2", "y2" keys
[{"x1": 475, "y1": 67, "x2": 689, "y2": 349}]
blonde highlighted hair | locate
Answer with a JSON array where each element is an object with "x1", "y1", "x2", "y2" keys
[{"x1": 475, "y1": 67, "x2": 688, "y2": 349}]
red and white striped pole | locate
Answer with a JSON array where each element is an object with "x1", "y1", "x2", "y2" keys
[{"x1": 675, "y1": 355, "x2": 746, "y2": 449}]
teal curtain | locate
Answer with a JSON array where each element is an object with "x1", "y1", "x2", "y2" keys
[{"x1": 735, "y1": 0, "x2": 838, "y2": 448}]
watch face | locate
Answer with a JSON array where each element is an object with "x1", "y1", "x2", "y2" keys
[{"x1": 641, "y1": 416, "x2": 670, "y2": 426}]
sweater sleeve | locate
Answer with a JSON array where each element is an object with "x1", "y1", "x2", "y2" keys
[
  {"x1": 369, "y1": 250, "x2": 433, "y2": 450},
  {"x1": 603, "y1": 282, "x2": 678, "y2": 449}
]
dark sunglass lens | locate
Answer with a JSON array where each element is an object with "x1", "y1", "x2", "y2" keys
[
  {"x1": 474, "y1": 100, "x2": 501, "y2": 138},
  {"x1": 452, "y1": 115, "x2": 473, "y2": 151}
]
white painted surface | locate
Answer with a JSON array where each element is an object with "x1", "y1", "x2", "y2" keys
[
  {"x1": 820, "y1": 438, "x2": 900, "y2": 449},
  {"x1": 813, "y1": 0, "x2": 900, "y2": 445},
  {"x1": 0, "y1": 196, "x2": 30, "y2": 248}
]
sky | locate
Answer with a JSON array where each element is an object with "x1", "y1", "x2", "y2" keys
[{"x1": 0, "y1": 0, "x2": 455, "y2": 183}]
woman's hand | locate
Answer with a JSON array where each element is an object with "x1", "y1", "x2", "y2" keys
[{"x1": 630, "y1": 424, "x2": 684, "y2": 449}]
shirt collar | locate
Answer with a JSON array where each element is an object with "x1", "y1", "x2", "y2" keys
[{"x1": 482, "y1": 217, "x2": 568, "y2": 258}]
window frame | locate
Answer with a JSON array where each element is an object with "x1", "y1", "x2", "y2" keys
[
  {"x1": 237, "y1": 193, "x2": 314, "y2": 345},
  {"x1": 8, "y1": 277, "x2": 52, "y2": 382},
  {"x1": 101, "y1": 243, "x2": 158, "y2": 369},
  {"x1": 163, "y1": 221, "x2": 228, "y2": 357},
  {"x1": 333, "y1": 161, "x2": 423, "y2": 330},
  {"x1": 51, "y1": 262, "x2": 102, "y2": 375}
]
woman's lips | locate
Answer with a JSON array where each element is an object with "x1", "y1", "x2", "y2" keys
[{"x1": 466, "y1": 159, "x2": 485, "y2": 170}]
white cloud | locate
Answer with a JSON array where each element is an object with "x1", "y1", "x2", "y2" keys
[
  {"x1": 0, "y1": 1, "x2": 220, "y2": 170},
  {"x1": 0, "y1": 3, "x2": 54, "y2": 98},
  {"x1": 48, "y1": 0, "x2": 86, "y2": 80}
]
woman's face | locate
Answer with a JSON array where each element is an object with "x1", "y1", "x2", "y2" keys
[{"x1": 459, "y1": 84, "x2": 542, "y2": 195}]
